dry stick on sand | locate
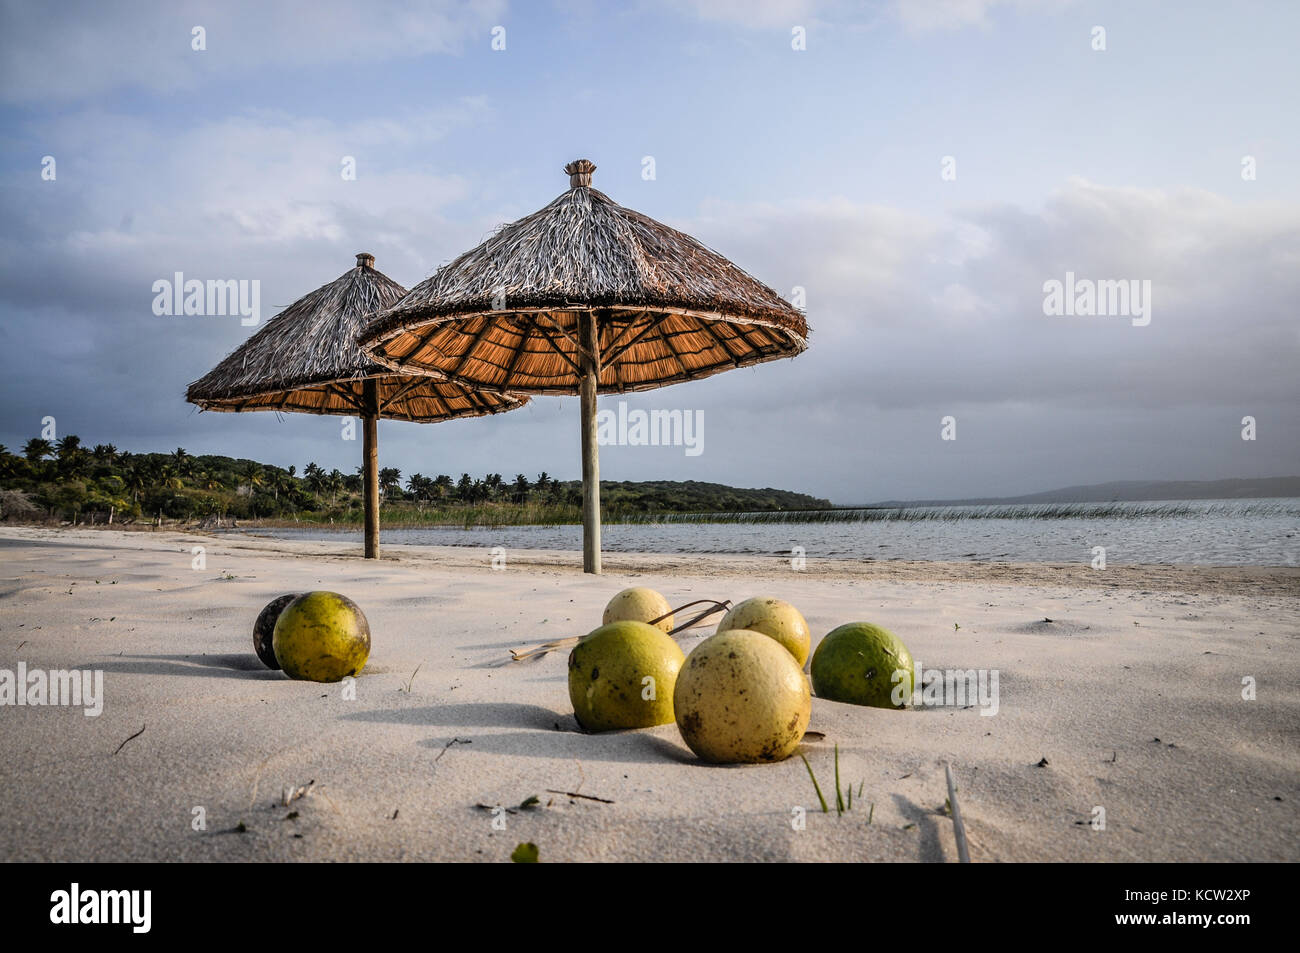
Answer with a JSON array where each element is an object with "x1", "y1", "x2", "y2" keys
[
  {"x1": 508, "y1": 599, "x2": 731, "y2": 662},
  {"x1": 112, "y1": 724, "x2": 145, "y2": 755},
  {"x1": 945, "y1": 761, "x2": 971, "y2": 863},
  {"x1": 545, "y1": 789, "x2": 614, "y2": 804}
]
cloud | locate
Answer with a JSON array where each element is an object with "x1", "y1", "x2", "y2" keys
[
  {"x1": 0, "y1": 0, "x2": 507, "y2": 104},
  {"x1": 892, "y1": 0, "x2": 1076, "y2": 32},
  {"x1": 2, "y1": 96, "x2": 1296, "y2": 500},
  {"x1": 678, "y1": 179, "x2": 1300, "y2": 417}
]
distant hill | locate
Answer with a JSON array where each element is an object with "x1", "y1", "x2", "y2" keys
[
  {"x1": 862, "y1": 477, "x2": 1300, "y2": 508},
  {"x1": 573, "y1": 479, "x2": 832, "y2": 512}
]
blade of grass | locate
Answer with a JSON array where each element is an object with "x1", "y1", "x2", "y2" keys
[
  {"x1": 799, "y1": 754, "x2": 828, "y2": 814},
  {"x1": 834, "y1": 744, "x2": 844, "y2": 815}
]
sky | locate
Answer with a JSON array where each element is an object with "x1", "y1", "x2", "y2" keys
[{"x1": 1, "y1": 0, "x2": 1297, "y2": 504}]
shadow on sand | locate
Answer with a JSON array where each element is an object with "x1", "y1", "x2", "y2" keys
[
  {"x1": 79, "y1": 653, "x2": 284, "y2": 680},
  {"x1": 341, "y1": 701, "x2": 695, "y2": 765}
]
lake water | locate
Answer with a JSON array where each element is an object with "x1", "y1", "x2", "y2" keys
[{"x1": 231, "y1": 498, "x2": 1300, "y2": 566}]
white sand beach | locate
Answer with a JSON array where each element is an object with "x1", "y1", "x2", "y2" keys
[{"x1": 1, "y1": 525, "x2": 1296, "y2": 862}]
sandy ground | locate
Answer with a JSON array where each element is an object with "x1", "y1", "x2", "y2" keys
[{"x1": 1, "y1": 525, "x2": 1296, "y2": 863}]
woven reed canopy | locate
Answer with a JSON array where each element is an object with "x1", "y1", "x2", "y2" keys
[
  {"x1": 187, "y1": 253, "x2": 526, "y2": 558},
  {"x1": 187, "y1": 253, "x2": 524, "y2": 420},
  {"x1": 359, "y1": 160, "x2": 809, "y2": 394},
  {"x1": 358, "y1": 161, "x2": 809, "y2": 573}
]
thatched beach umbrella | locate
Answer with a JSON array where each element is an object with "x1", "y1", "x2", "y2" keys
[
  {"x1": 187, "y1": 253, "x2": 527, "y2": 558},
  {"x1": 360, "y1": 160, "x2": 808, "y2": 573}
]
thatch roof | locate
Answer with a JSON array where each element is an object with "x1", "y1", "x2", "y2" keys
[
  {"x1": 186, "y1": 254, "x2": 526, "y2": 421},
  {"x1": 359, "y1": 160, "x2": 808, "y2": 395}
]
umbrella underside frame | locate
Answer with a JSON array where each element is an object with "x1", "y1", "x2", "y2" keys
[{"x1": 365, "y1": 305, "x2": 806, "y2": 395}]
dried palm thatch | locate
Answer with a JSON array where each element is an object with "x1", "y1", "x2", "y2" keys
[
  {"x1": 185, "y1": 253, "x2": 526, "y2": 559},
  {"x1": 186, "y1": 254, "x2": 525, "y2": 420},
  {"x1": 360, "y1": 160, "x2": 808, "y2": 394}
]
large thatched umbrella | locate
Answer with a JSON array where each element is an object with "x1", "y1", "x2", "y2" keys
[
  {"x1": 360, "y1": 161, "x2": 808, "y2": 573},
  {"x1": 187, "y1": 253, "x2": 527, "y2": 558}
]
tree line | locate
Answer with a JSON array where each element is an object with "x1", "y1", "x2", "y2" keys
[{"x1": 0, "y1": 437, "x2": 829, "y2": 525}]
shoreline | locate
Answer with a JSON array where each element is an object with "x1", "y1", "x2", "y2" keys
[{"x1": 7, "y1": 525, "x2": 1296, "y2": 596}]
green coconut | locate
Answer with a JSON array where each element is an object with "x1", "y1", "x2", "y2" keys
[{"x1": 810, "y1": 621, "x2": 914, "y2": 709}]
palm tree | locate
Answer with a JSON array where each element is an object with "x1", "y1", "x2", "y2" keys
[
  {"x1": 123, "y1": 462, "x2": 148, "y2": 502},
  {"x1": 157, "y1": 464, "x2": 184, "y2": 490},
  {"x1": 55, "y1": 436, "x2": 88, "y2": 479},
  {"x1": 194, "y1": 469, "x2": 222, "y2": 491},
  {"x1": 433, "y1": 474, "x2": 453, "y2": 499},
  {"x1": 305, "y1": 466, "x2": 327, "y2": 497},
  {"x1": 54, "y1": 435, "x2": 82, "y2": 458},
  {"x1": 92, "y1": 443, "x2": 118, "y2": 465},
  {"x1": 23, "y1": 438, "x2": 53, "y2": 463},
  {"x1": 238, "y1": 461, "x2": 264, "y2": 494},
  {"x1": 406, "y1": 473, "x2": 433, "y2": 503},
  {"x1": 378, "y1": 467, "x2": 402, "y2": 500},
  {"x1": 171, "y1": 448, "x2": 192, "y2": 477},
  {"x1": 512, "y1": 473, "x2": 530, "y2": 503},
  {"x1": 327, "y1": 469, "x2": 345, "y2": 505}
]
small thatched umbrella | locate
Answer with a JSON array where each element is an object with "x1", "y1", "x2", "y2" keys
[
  {"x1": 187, "y1": 253, "x2": 527, "y2": 558},
  {"x1": 360, "y1": 161, "x2": 808, "y2": 573}
]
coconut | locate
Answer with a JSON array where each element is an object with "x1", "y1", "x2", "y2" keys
[
  {"x1": 810, "y1": 622, "x2": 914, "y2": 709},
  {"x1": 673, "y1": 629, "x2": 811, "y2": 764},
  {"x1": 272, "y1": 591, "x2": 371, "y2": 683},
  {"x1": 716, "y1": 597, "x2": 811, "y2": 666},
  {"x1": 602, "y1": 587, "x2": 673, "y2": 633},
  {"x1": 568, "y1": 621, "x2": 685, "y2": 731},
  {"x1": 252, "y1": 593, "x2": 300, "y2": 670}
]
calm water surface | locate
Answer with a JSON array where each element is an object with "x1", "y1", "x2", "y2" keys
[{"x1": 231, "y1": 499, "x2": 1300, "y2": 566}]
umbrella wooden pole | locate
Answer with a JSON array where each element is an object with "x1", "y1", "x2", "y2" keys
[
  {"x1": 363, "y1": 378, "x2": 380, "y2": 559},
  {"x1": 579, "y1": 310, "x2": 602, "y2": 574}
]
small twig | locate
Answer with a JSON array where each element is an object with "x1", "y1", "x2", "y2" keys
[
  {"x1": 510, "y1": 599, "x2": 732, "y2": 663},
  {"x1": 544, "y1": 789, "x2": 613, "y2": 804},
  {"x1": 945, "y1": 761, "x2": 971, "y2": 863},
  {"x1": 281, "y1": 779, "x2": 316, "y2": 806},
  {"x1": 433, "y1": 738, "x2": 471, "y2": 764},
  {"x1": 658, "y1": 599, "x2": 731, "y2": 635},
  {"x1": 113, "y1": 724, "x2": 145, "y2": 755}
]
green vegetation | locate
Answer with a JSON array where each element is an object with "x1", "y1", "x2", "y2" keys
[{"x1": 0, "y1": 437, "x2": 830, "y2": 526}]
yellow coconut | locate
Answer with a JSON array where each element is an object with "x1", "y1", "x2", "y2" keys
[
  {"x1": 716, "y1": 597, "x2": 811, "y2": 666},
  {"x1": 568, "y1": 620, "x2": 685, "y2": 731},
  {"x1": 602, "y1": 587, "x2": 673, "y2": 633},
  {"x1": 673, "y1": 629, "x2": 811, "y2": 764},
  {"x1": 272, "y1": 591, "x2": 371, "y2": 683}
]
